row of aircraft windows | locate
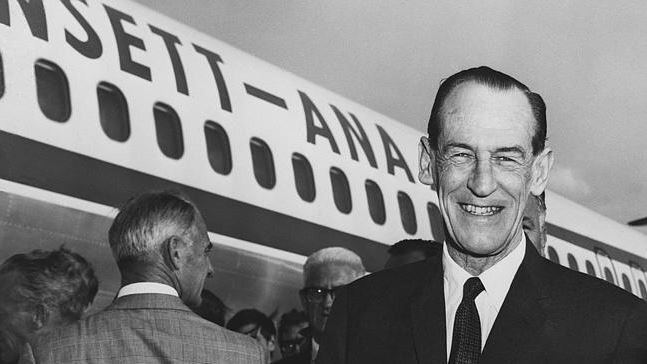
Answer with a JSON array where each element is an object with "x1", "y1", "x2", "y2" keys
[
  {"x1": 25, "y1": 58, "x2": 447, "y2": 237},
  {"x1": 546, "y1": 246, "x2": 647, "y2": 300}
]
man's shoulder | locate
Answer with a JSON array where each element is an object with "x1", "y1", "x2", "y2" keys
[
  {"x1": 34, "y1": 300, "x2": 262, "y2": 362},
  {"x1": 344, "y1": 257, "x2": 438, "y2": 300},
  {"x1": 533, "y1": 256, "x2": 645, "y2": 311}
]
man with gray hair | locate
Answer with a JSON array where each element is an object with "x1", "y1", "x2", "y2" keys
[
  {"x1": 32, "y1": 191, "x2": 263, "y2": 363},
  {"x1": 276, "y1": 247, "x2": 365, "y2": 364}
]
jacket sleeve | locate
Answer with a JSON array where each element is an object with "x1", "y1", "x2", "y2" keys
[
  {"x1": 613, "y1": 300, "x2": 647, "y2": 363},
  {"x1": 315, "y1": 285, "x2": 350, "y2": 364}
]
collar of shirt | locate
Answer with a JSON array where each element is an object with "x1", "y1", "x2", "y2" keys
[
  {"x1": 117, "y1": 282, "x2": 179, "y2": 298},
  {"x1": 442, "y1": 234, "x2": 527, "y2": 358},
  {"x1": 311, "y1": 338, "x2": 319, "y2": 363}
]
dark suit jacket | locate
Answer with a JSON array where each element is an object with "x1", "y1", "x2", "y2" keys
[
  {"x1": 316, "y1": 243, "x2": 647, "y2": 364},
  {"x1": 31, "y1": 293, "x2": 264, "y2": 364}
]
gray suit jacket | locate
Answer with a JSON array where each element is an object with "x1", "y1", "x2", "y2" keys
[{"x1": 31, "y1": 294, "x2": 264, "y2": 364}]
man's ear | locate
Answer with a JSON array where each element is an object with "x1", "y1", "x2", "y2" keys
[
  {"x1": 419, "y1": 136, "x2": 435, "y2": 186},
  {"x1": 299, "y1": 290, "x2": 307, "y2": 311},
  {"x1": 164, "y1": 235, "x2": 186, "y2": 271},
  {"x1": 530, "y1": 147, "x2": 554, "y2": 195}
]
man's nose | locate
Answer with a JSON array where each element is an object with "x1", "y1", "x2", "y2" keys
[
  {"x1": 467, "y1": 158, "x2": 497, "y2": 197},
  {"x1": 323, "y1": 291, "x2": 335, "y2": 307}
]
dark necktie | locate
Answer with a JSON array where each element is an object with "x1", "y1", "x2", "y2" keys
[{"x1": 449, "y1": 277, "x2": 485, "y2": 364}]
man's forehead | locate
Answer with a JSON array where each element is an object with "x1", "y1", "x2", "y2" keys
[
  {"x1": 306, "y1": 264, "x2": 357, "y2": 284},
  {"x1": 438, "y1": 82, "x2": 535, "y2": 150}
]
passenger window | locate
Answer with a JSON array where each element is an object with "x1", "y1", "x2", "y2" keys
[
  {"x1": 365, "y1": 179, "x2": 385, "y2": 225},
  {"x1": 97, "y1": 82, "x2": 130, "y2": 142},
  {"x1": 585, "y1": 260, "x2": 597, "y2": 277},
  {"x1": 330, "y1": 167, "x2": 351, "y2": 214},
  {"x1": 35, "y1": 59, "x2": 71, "y2": 122},
  {"x1": 204, "y1": 121, "x2": 232, "y2": 175},
  {"x1": 398, "y1": 191, "x2": 417, "y2": 235},
  {"x1": 621, "y1": 274, "x2": 633, "y2": 293},
  {"x1": 427, "y1": 202, "x2": 445, "y2": 242},
  {"x1": 595, "y1": 248, "x2": 617, "y2": 285},
  {"x1": 0, "y1": 52, "x2": 4, "y2": 98},
  {"x1": 250, "y1": 137, "x2": 276, "y2": 189},
  {"x1": 567, "y1": 254, "x2": 579, "y2": 272},
  {"x1": 153, "y1": 102, "x2": 183, "y2": 159},
  {"x1": 292, "y1": 153, "x2": 315, "y2": 202},
  {"x1": 603, "y1": 267, "x2": 615, "y2": 284},
  {"x1": 640, "y1": 281, "x2": 647, "y2": 300},
  {"x1": 547, "y1": 246, "x2": 559, "y2": 264}
]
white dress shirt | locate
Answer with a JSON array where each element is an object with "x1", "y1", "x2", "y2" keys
[
  {"x1": 117, "y1": 282, "x2": 179, "y2": 298},
  {"x1": 443, "y1": 235, "x2": 526, "y2": 361}
]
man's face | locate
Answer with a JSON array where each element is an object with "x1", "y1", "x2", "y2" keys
[
  {"x1": 279, "y1": 321, "x2": 309, "y2": 357},
  {"x1": 300, "y1": 264, "x2": 358, "y2": 338},
  {"x1": 236, "y1": 323, "x2": 275, "y2": 364},
  {"x1": 421, "y1": 82, "x2": 551, "y2": 258},
  {"x1": 522, "y1": 196, "x2": 547, "y2": 256},
  {"x1": 178, "y1": 214, "x2": 213, "y2": 307}
]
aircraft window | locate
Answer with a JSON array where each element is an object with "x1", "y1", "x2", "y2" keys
[
  {"x1": 97, "y1": 82, "x2": 130, "y2": 142},
  {"x1": 35, "y1": 59, "x2": 71, "y2": 122},
  {"x1": 566, "y1": 254, "x2": 579, "y2": 272},
  {"x1": 292, "y1": 153, "x2": 315, "y2": 202},
  {"x1": 621, "y1": 274, "x2": 633, "y2": 293},
  {"x1": 153, "y1": 102, "x2": 184, "y2": 159},
  {"x1": 585, "y1": 260, "x2": 597, "y2": 277},
  {"x1": 365, "y1": 179, "x2": 385, "y2": 225},
  {"x1": 250, "y1": 137, "x2": 276, "y2": 189},
  {"x1": 204, "y1": 121, "x2": 232, "y2": 175},
  {"x1": 0, "y1": 52, "x2": 4, "y2": 98},
  {"x1": 603, "y1": 267, "x2": 615, "y2": 284},
  {"x1": 330, "y1": 167, "x2": 351, "y2": 214},
  {"x1": 547, "y1": 246, "x2": 559, "y2": 264},
  {"x1": 427, "y1": 202, "x2": 445, "y2": 242},
  {"x1": 640, "y1": 281, "x2": 647, "y2": 300},
  {"x1": 398, "y1": 191, "x2": 417, "y2": 235}
]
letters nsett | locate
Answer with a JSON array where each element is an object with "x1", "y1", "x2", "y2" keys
[{"x1": 0, "y1": 0, "x2": 414, "y2": 183}]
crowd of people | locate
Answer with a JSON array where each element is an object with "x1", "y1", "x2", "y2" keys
[{"x1": 1, "y1": 66, "x2": 646, "y2": 363}]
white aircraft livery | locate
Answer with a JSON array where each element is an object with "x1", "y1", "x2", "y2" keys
[{"x1": 0, "y1": 0, "x2": 645, "y2": 314}]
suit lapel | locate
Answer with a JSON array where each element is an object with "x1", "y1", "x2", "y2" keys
[
  {"x1": 410, "y1": 254, "x2": 446, "y2": 364},
  {"x1": 481, "y1": 243, "x2": 548, "y2": 363}
]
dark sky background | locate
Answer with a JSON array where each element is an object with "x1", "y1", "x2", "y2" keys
[{"x1": 132, "y1": 0, "x2": 647, "y2": 235}]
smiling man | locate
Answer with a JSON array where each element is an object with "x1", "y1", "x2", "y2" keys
[{"x1": 316, "y1": 67, "x2": 647, "y2": 364}]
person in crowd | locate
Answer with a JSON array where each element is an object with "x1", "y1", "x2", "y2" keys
[
  {"x1": 276, "y1": 247, "x2": 365, "y2": 364},
  {"x1": 384, "y1": 239, "x2": 442, "y2": 269},
  {"x1": 0, "y1": 247, "x2": 98, "y2": 364},
  {"x1": 316, "y1": 66, "x2": 647, "y2": 363},
  {"x1": 227, "y1": 309, "x2": 277, "y2": 364},
  {"x1": 31, "y1": 190, "x2": 263, "y2": 363},
  {"x1": 522, "y1": 192, "x2": 547, "y2": 257},
  {"x1": 192, "y1": 289, "x2": 229, "y2": 326},
  {"x1": 277, "y1": 310, "x2": 310, "y2": 360}
]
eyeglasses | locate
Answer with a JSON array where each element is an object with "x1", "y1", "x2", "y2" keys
[{"x1": 300, "y1": 286, "x2": 341, "y2": 303}]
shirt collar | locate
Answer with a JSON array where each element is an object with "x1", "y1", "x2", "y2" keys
[
  {"x1": 117, "y1": 282, "x2": 179, "y2": 298},
  {"x1": 442, "y1": 234, "x2": 527, "y2": 308}
]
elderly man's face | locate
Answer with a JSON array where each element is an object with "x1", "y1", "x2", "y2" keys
[
  {"x1": 178, "y1": 214, "x2": 214, "y2": 307},
  {"x1": 300, "y1": 264, "x2": 358, "y2": 339},
  {"x1": 523, "y1": 195, "x2": 547, "y2": 256},
  {"x1": 421, "y1": 82, "x2": 552, "y2": 259}
]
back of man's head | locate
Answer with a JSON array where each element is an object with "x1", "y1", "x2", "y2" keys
[
  {"x1": 303, "y1": 247, "x2": 366, "y2": 285},
  {"x1": 226, "y1": 308, "x2": 276, "y2": 363},
  {"x1": 0, "y1": 247, "x2": 98, "y2": 343},
  {"x1": 108, "y1": 190, "x2": 199, "y2": 269},
  {"x1": 427, "y1": 66, "x2": 547, "y2": 155},
  {"x1": 385, "y1": 239, "x2": 441, "y2": 269}
]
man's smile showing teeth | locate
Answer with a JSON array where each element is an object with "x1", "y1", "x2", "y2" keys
[{"x1": 459, "y1": 203, "x2": 503, "y2": 216}]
